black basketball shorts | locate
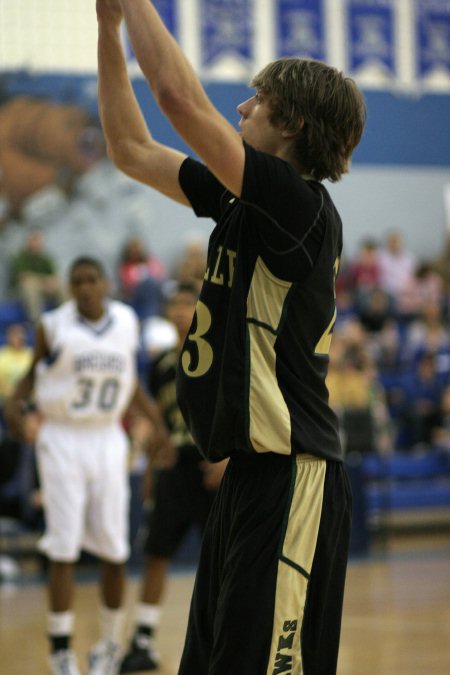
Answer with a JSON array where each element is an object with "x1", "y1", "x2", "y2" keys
[{"x1": 178, "y1": 451, "x2": 352, "y2": 675}]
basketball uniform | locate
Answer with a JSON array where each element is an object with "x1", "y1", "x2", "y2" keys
[
  {"x1": 143, "y1": 347, "x2": 216, "y2": 558},
  {"x1": 176, "y1": 143, "x2": 352, "y2": 675},
  {"x1": 35, "y1": 299, "x2": 139, "y2": 562}
]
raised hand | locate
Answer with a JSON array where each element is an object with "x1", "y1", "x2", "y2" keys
[{"x1": 96, "y1": 0, "x2": 123, "y2": 26}]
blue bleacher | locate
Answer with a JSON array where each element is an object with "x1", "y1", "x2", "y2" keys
[
  {"x1": 362, "y1": 449, "x2": 450, "y2": 513},
  {"x1": 0, "y1": 300, "x2": 33, "y2": 346},
  {"x1": 0, "y1": 300, "x2": 27, "y2": 326}
]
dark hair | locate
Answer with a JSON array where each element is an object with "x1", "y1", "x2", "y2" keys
[
  {"x1": 163, "y1": 280, "x2": 199, "y2": 303},
  {"x1": 69, "y1": 256, "x2": 106, "y2": 280},
  {"x1": 251, "y1": 57, "x2": 366, "y2": 182}
]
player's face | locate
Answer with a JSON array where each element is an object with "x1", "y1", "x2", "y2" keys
[
  {"x1": 166, "y1": 291, "x2": 197, "y2": 340},
  {"x1": 70, "y1": 264, "x2": 108, "y2": 320},
  {"x1": 237, "y1": 90, "x2": 282, "y2": 155}
]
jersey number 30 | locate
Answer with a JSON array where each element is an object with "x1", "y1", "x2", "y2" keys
[{"x1": 72, "y1": 377, "x2": 120, "y2": 411}]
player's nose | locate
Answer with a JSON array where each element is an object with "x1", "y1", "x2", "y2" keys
[{"x1": 237, "y1": 96, "x2": 253, "y2": 117}]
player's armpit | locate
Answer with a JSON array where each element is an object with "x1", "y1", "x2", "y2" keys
[
  {"x1": 113, "y1": 140, "x2": 190, "y2": 206},
  {"x1": 160, "y1": 97, "x2": 245, "y2": 198}
]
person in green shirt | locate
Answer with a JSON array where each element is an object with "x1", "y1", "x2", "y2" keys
[{"x1": 9, "y1": 229, "x2": 65, "y2": 323}]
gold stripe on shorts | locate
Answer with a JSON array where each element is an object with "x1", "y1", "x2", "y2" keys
[{"x1": 266, "y1": 454, "x2": 326, "y2": 675}]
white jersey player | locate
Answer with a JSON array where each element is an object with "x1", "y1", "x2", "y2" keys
[
  {"x1": 35, "y1": 298, "x2": 138, "y2": 425},
  {"x1": 5, "y1": 257, "x2": 171, "y2": 675}
]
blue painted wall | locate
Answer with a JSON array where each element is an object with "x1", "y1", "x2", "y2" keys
[
  {"x1": 2, "y1": 72, "x2": 450, "y2": 167},
  {"x1": 1, "y1": 72, "x2": 449, "y2": 267}
]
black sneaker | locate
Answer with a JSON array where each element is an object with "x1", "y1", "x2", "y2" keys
[{"x1": 119, "y1": 641, "x2": 159, "y2": 673}]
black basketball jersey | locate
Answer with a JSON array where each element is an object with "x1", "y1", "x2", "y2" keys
[
  {"x1": 177, "y1": 142, "x2": 343, "y2": 463},
  {"x1": 149, "y1": 348, "x2": 195, "y2": 450}
]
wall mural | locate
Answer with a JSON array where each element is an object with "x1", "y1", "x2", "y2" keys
[{"x1": 0, "y1": 93, "x2": 105, "y2": 221}]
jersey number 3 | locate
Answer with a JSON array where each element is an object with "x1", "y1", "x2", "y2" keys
[{"x1": 181, "y1": 300, "x2": 213, "y2": 378}]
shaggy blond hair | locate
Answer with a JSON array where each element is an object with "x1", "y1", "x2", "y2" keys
[{"x1": 251, "y1": 57, "x2": 366, "y2": 182}]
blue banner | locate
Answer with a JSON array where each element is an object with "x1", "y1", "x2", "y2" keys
[
  {"x1": 200, "y1": 0, "x2": 253, "y2": 67},
  {"x1": 346, "y1": 0, "x2": 395, "y2": 76},
  {"x1": 125, "y1": 0, "x2": 177, "y2": 62},
  {"x1": 416, "y1": 0, "x2": 450, "y2": 77},
  {"x1": 276, "y1": 0, "x2": 325, "y2": 60}
]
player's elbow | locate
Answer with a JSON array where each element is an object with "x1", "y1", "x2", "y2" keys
[
  {"x1": 106, "y1": 139, "x2": 138, "y2": 174},
  {"x1": 156, "y1": 85, "x2": 194, "y2": 126},
  {"x1": 105, "y1": 141, "x2": 126, "y2": 172}
]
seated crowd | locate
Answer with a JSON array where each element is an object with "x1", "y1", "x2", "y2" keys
[
  {"x1": 1, "y1": 227, "x2": 449, "y2": 551},
  {"x1": 333, "y1": 229, "x2": 450, "y2": 453}
]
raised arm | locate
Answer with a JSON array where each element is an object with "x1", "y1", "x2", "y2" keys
[
  {"x1": 118, "y1": 0, "x2": 246, "y2": 197},
  {"x1": 96, "y1": 0, "x2": 189, "y2": 204}
]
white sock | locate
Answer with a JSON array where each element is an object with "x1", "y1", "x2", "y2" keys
[
  {"x1": 136, "y1": 603, "x2": 161, "y2": 630},
  {"x1": 100, "y1": 605, "x2": 126, "y2": 644},
  {"x1": 47, "y1": 611, "x2": 74, "y2": 637}
]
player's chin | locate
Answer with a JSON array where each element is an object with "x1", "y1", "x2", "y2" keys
[{"x1": 77, "y1": 297, "x2": 98, "y2": 315}]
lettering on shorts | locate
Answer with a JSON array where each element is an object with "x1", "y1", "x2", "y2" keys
[{"x1": 272, "y1": 619, "x2": 298, "y2": 675}]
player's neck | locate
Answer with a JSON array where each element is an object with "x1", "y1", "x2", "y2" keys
[{"x1": 78, "y1": 305, "x2": 107, "y2": 324}]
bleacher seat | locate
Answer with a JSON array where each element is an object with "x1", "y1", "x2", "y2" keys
[
  {"x1": 0, "y1": 301, "x2": 34, "y2": 346},
  {"x1": 0, "y1": 300, "x2": 27, "y2": 327},
  {"x1": 361, "y1": 449, "x2": 450, "y2": 527}
]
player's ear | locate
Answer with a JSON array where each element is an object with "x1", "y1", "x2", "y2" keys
[{"x1": 281, "y1": 117, "x2": 304, "y2": 139}]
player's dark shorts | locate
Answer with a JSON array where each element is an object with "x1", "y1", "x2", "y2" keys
[
  {"x1": 178, "y1": 451, "x2": 352, "y2": 675},
  {"x1": 144, "y1": 446, "x2": 216, "y2": 558}
]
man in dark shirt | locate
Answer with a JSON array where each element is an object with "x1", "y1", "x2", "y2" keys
[
  {"x1": 97, "y1": 2, "x2": 366, "y2": 673},
  {"x1": 121, "y1": 282, "x2": 227, "y2": 673}
]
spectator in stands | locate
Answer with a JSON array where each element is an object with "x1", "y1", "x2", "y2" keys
[
  {"x1": 403, "y1": 299, "x2": 450, "y2": 370},
  {"x1": 396, "y1": 261, "x2": 445, "y2": 321},
  {"x1": 334, "y1": 257, "x2": 358, "y2": 327},
  {"x1": 347, "y1": 238, "x2": 381, "y2": 308},
  {"x1": 9, "y1": 229, "x2": 64, "y2": 324},
  {"x1": 377, "y1": 230, "x2": 416, "y2": 320},
  {"x1": 118, "y1": 235, "x2": 166, "y2": 321},
  {"x1": 357, "y1": 287, "x2": 393, "y2": 335},
  {"x1": 397, "y1": 352, "x2": 445, "y2": 449},
  {"x1": 0, "y1": 323, "x2": 33, "y2": 414},
  {"x1": 431, "y1": 383, "x2": 450, "y2": 452},
  {"x1": 369, "y1": 317, "x2": 402, "y2": 374},
  {"x1": 171, "y1": 233, "x2": 208, "y2": 290},
  {"x1": 327, "y1": 324, "x2": 392, "y2": 456},
  {"x1": 431, "y1": 230, "x2": 450, "y2": 295}
]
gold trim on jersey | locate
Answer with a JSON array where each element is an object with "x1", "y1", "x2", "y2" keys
[
  {"x1": 267, "y1": 455, "x2": 326, "y2": 675},
  {"x1": 246, "y1": 257, "x2": 292, "y2": 455}
]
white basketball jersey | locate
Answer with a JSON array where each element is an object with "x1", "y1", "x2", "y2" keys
[{"x1": 35, "y1": 300, "x2": 139, "y2": 424}]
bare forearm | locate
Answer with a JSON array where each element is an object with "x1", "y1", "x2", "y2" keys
[
  {"x1": 4, "y1": 371, "x2": 36, "y2": 438},
  {"x1": 97, "y1": 18, "x2": 152, "y2": 167},
  {"x1": 120, "y1": 0, "x2": 213, "y2": 121},
  {"x1": 97, "y1": 2, "x2": 189, "y2": 202},
  {"x1": 119, "y1": 0, "x2": 244, "y2": 197},
  {"x1": 130, "y1": 382, "x2": 165, "y2": 431},
  {"x1": 9, "y1": 372, "x2": 35, "y2": 405}
]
